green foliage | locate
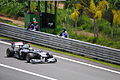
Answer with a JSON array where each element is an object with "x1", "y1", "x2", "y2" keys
[
  {"x1": 41, "y1": 25, "x2": 61, "y2": 35},
  {"x1": 0, "y1": 0, "x2": 26, "y2": 16},
  {"x1": 57, "y1": 9, "x2": 72, "y2": 25},
  {"x1": 30, "y1": 2, "x2": 37, "y2": 12},
  {"x1": 78, "y1": 15, "x2": 93, "y2": 32},
  {"x1": 17, "y1": 0, "x2": 27, "y2": 3},
  {"x1": 108, "y1": 0, "x2": 120, "y2": 9},
  {"x1": 97, "y1": 19, "x2": 112, "y2": 35},
  {"x1": 96, "y1": 19, "x2": 120, "y2": 41},
  {"x1": 96, "y1": 37, "x2": 120, "y2": 49}
]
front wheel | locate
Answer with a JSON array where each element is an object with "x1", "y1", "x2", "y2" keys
[{"x1": 26, "y1": 53, "x2": 34, "y2": 63}]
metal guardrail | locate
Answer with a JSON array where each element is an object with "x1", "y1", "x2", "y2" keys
[{"x1": 0, "y1": 23, "x2": 120, "y2": 64}]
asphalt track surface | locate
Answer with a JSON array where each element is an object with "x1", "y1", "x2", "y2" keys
[{"x1": 0, "y1": 41, "x2": 120, "y2": 80}]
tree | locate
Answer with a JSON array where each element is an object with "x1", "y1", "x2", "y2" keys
[
  {"x1": 0, "y1": 0, "x2": 26, "y2": 17},
  {"x1": 70, "y1": 3, "x2": 83, "y2": 27}
]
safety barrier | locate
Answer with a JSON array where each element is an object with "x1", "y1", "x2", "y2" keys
[{"x1": 0, "y1": 23, "x2": 120, "y2": 64}]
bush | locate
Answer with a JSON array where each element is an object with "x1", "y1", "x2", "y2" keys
[
  {"x1": 97, "y1": 19, "x2": 112, "y2": 36},
  {"x1": 78, "y1": 15, "x2": 93, "y2": 32},
  {"x1": 41, "y1": 25, "x2": 62, "y2": 35},
  {"x1": 0, "y1": 0, "x2": 26, "y2": 17}
]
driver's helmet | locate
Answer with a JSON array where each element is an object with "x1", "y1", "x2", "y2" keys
[{"x1": 22, "y1": 44, "x2": 30, "y2": 49}]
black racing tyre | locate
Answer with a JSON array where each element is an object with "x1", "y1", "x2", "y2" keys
[
  {"x1": 14, "y1": 51, "x2": 20, "y2": 59},
  {"x1": 46, "y1": 53, "x2": 53, "y2": 58},
  {"x1": 49, "y1": 54, "x2": 53, "y2": 58},
  {"x1": 26, "y1": 53, "x2": 34, "y2": 63},
  {"x1": 6, "y1": 48, "x2": 14, "y2": 57}
]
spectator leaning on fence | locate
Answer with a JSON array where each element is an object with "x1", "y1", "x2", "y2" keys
[
  {"x1": 59, "y1": 28, "x2": 69, "y2": 38},
  {"x1": 35, "y1": 23, "x2": 39, "y2": 31},
  {"x1": 27, "y1": 18, "x2": 40, "y2": 31},
  {"x1": 26, "y1": 22, "x2": 34, "y2": 30}
]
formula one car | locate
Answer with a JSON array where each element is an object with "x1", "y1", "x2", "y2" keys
[
  {"x1": 26, "y1": 50, "x2": 57, "y2": 64},
  {"x1": 6, "y1": 42, "x2": 57, "y2": 63}
]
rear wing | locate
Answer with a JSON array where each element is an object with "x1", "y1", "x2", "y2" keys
[
  {"x1": 10, "y1": 42, "x2": 24, "y2": 49},
  {"x1": 14, "y1": 42, "x2": 24, "y2": 46}
]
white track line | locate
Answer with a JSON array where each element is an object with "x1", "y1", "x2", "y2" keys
[
  {"x1": 0, "y1": 40, "x2": 10, "y2": 45},
  {"x1": 0, "y1": 63, "x2": 56, "y2": 80},
  {"x1": 0, "y1": 41, "x2": 120, "y2": 75},
  {"x1": 54, "y1": 55, "x2": 120, "y2": 74}
]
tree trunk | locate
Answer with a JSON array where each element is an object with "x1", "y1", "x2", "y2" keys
[
  {"x1": 75, "y1": 17, "x2": 78, "y2": 28},
  {"x1": 93, "y1": 18, "x2": 99, "y2": 38}
]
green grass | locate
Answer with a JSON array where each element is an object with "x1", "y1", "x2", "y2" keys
[
  {"x1": 0, "y1": 36, "x2": 14, "y2": 40},
  {"x1": 0, "y1": 18, "x2": 12, "y2": 23},
  {"x1": 0, "y1": 18, "x2": 24, "y2": 28},
  {"x1": 0, "y1": 36, "x2": 120, "y2": 69}
]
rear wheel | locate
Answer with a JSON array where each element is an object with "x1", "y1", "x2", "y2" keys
[
  {"x1": 6, "y1": 48, "x2": 14, "y2": 57},
  {"x1": 26, "y1": 53, "x2": 34, "y2": 63}
]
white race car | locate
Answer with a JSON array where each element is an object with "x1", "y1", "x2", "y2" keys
[
  {"x1": 26, "y1": 50, "x2": 57, "y2": 64},
  {"x1": 6, "y1": 42, "x2": 57, "y2": 63}
]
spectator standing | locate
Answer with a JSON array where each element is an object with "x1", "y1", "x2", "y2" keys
[{"x1": 25, "y1": 6, "x2": 31, "y2": 14}]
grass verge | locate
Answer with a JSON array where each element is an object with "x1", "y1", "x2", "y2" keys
[
  {"x1": 0, "y1": 36, "x2": 120, "y2": 69},
  {"x1": 0, "y1": 18, "x2": 24, "y2": 28}
]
